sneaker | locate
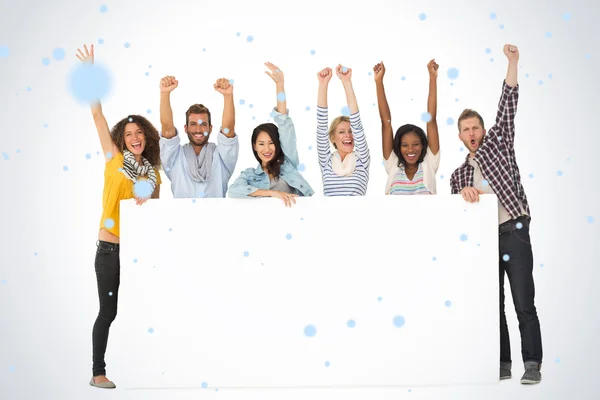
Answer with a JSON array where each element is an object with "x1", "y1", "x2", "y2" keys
[
  {"x1": 520, "y1": 364, "x2": 542, "y2": 384},
  {"x1": 500, "y1": 362, "x2": 512, "y2": 380}
]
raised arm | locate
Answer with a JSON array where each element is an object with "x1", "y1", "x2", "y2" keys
[
  {"x1": 76, "y1": 44, "x2": 118, "y2": 161},
  {"x1": 337, "y1": 65, "x2": 370, "y2": 166},
  {"x1": 214, "y1": 78, "x2": 236, "y2": 138},
  {"x1": 426, "y1": 59, "x2": 440, "y2": 155},
  {"x1": 493, "y1": 44, "x2": 520, "y2": 149},
  {"x1": 265, "y1": 62, "x2": 286, "y2": 115},
  {"x1": 373, "y1": 62, "x2": 394, "y2": 160},
  {"x1": 159, "y1": 76, "x2": 178, "y2": 139},
  {"x1": 316, "y1": 68, "x2": 333, "y2": 168}
]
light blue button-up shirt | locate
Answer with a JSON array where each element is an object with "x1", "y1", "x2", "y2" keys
[
  {"x1": 228, "y1": 109, "x2": 314, "y2": 198},
  {"x1": 160, "y1": 130, "x2": 239, "y2": 198}
]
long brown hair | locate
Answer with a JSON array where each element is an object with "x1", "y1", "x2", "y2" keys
[{"x1": 110, "y1": 115, "x2": 161, "y2": 167}]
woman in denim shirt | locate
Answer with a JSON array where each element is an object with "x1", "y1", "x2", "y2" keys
[{"x1": 228, "y1": 62, "x2": 314, "y2": 206}]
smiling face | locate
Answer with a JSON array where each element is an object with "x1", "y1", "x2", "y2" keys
[
  {"x1": 458, "y1": 116, "x2": 486, "y2": 155},
  {"x1": 185, "y1": 112, "x2": 212, "y2": 147},
  {"x1": 332, "y1": 120, "x2": 354, "y2": 154},
  {"x1": 399, "y1": 131, "x2": 424, "y2": 166},
  {"x1": 123, "y1": 122, "x2": 146, "y2": 155},
  {"x1": 253, "y1": 131, "x2": 276, "y2": 167}
]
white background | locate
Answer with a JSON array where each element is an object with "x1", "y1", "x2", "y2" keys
[{"x1": 0, "y1": 0, "x2": 599, "y2": 399}]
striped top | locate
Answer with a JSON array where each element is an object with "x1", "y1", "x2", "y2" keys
[
  {"x1": 316, "y1": 106, "x2": 370, "y2": 196},
  {"x1": 389, "y1": 163, "x2": 431, "y2": 195}
]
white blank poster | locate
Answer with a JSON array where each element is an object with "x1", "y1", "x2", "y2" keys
[{"x1": 118, "y1": 195, "x2": 499, "y2": 389}]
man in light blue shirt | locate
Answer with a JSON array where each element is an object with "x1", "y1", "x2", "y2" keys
[{"x1": 158, "y1": 75, "x2": 239, "y2": 198}]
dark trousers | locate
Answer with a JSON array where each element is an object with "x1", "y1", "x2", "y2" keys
[
  {"x1": 498, "y1": 218, "x2": 543, "y2": 365},
  {"x1": 92, "y1": 240, "x2": 120, "y2": 377}
]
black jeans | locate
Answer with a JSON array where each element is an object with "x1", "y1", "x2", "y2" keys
[
  {"x1": 92, "y1": 240, "x2": 120, "y2": 377},
  {"x1": 498, "y1": 220, "x2": 543, "y2": 365}
]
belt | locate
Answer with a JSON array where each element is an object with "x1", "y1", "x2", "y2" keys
[{"x1": 499, "y1": 215, "x2": 529, "y2": 235}]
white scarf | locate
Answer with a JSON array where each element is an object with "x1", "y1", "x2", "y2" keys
[
  {"x1": 183, "y1": 142, "x2": 216, "y2": 183},
  {"x1": 121, "y1": 150, "x2": 157, "y2": 192},
  {"x1": 331, "y1": 151, "x2": 357, "y2": 176}
]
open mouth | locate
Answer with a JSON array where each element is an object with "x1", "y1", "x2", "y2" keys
[
  {"x1": 342, "y1": 139, "x2": 353, "y2": 147},
  {"x1": 405, "y1": 153, "x2": 417, "y2": 160},
  {"x1": 470, "y1": 138, "x2": 477, "y2": 147},
  {"x1": 262, "y1": 153, "x2": 273, "y2": 159},
  {"x1": 131, "y1": 142, "x2": 142, "y2": 151}
]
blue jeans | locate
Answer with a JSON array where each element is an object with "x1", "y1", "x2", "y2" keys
[
  {"x1": 92, "y1": 240, "x2": 120, "y2": 376},
  {"x1": 498, "y1": 221, "x2": 543, "y2": 365}
]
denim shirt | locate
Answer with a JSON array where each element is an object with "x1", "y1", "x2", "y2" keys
[{"x1": 228, "y1": 109, "x2": 314, "y2": 198}]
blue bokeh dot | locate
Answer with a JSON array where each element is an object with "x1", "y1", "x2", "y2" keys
[
  {"x1": 246, "y1": 35, "x2": 254, "y2": 43},
  {"x1": 440, "y1": 175, "x2": 444, "y2": 179},
  {"x1": 308, "y1": 145, "x2": 312, "y2": 150},
  {"x1": 563, "y1": 13, "x2": 571, "y2": 21},
  {"x1": 587, "y1": 216, "x2": 595, "y2": 223},
  {"x1": 148, "y1": 327, "x2": 154, "y2": 334},
  {"x1": 490, "y1": 12, "x2": 497, "y2": 20},
  {"x1": 418, "y1": 13, "x2": 427, "y2": 21},
  {"x1": 490, "y1": 58, "x2": 494, "y2": 63},
  {"x1": 168, "y1": 228, "x2": 172, "y2": 232},
  {"x1": 393, "y1": 315, "x2": 405, "y2": 328},
  {"x1": 0, "y1": 46, "x2": 9, "y2": 58},
  {"x1": 342, "y1": 66, "x2": 348, "y2": 73},
  {"x1": 124, "y1": 42, "x2": 131, "y2": 48},
  {"x1": 446, "y1": 117, "x2": 454, "y2": 125},
  {"x1": 201, "y1": 382, "x2": 208, "y2": 388},
  {"x1": 502, "y1": 254, "x2": 510, "y2": 262},
  {"x1": 42, "y1": 58, "x2": 50, "y2": 66},
  {"x1": 347, "y1": 319, "x2": 356, "y2": 328},
  {"x1": 223, "y1": 128, "x2": 230, "y2": 134},
  {"x1": 68, "y1": 62, "x2": 112, "y2": 104},
  {"x1": 459, "y1": 147, "x2": 464, "y2": 152},
  {"x1": 34, "y1": 252, "x2": 38, "y2": 256},
  {"x1": 304, "y1": 324, "x2": 317, "y2": 337},
  {"x1": 310, "y1": 49, "x2": 315, "y2": 55},
  {"x1": 325, "y1": 361, "x2": 330, "y2": 367},
  {"x1": 377, "y1": 296, "x2": 383, "y2": 302},
  {"x1": 529, "y1": 173, "x2": 534, "y2": 178},
  {"x1": 432, "y1": 256, "x2": 437, "y2": 261},
  {"x1": 243, "y1": 251, "x2": 249, "y2": 257},
  {"x1": 540, "y1": 264, "x2": 545, "y2": 268},
  {"x1": 133, "y1": 258, "x2": 138, "y2": 263},
  {"x1": 2, "y1": 152, "x2": 9, "y2": 160},
  {"x1": 482, "y1": 179, "x2": 489, "y2": 186},
  {"x1": 401, "y1": 76, "x2": 406, "y2": 81},
  {"x1": 297, "y1": 163, "x2": 306, "y2": 172},
  {"x1": 104, "y1": 218, "x2": 115, "y2": 229},
  {"x1": 305, "y1": 106, "x2": 310, "y2": 111},
  {"x1": 421, "y1": 112, "x2": 432, "y2": 123},
  {"x1": 63, "y1": 165, "x2": 69, "y2": 171},
  {"x1": 145, "y1": 72, "x2": 149, "y2": 76},
  {"x1": 485, "y1": 48, "x2": 491, "y2": 54},
  {"x1": 52, "y1": 48, "x2": 66, "y2": 61},
  {"x1": 134, "y1": 180, "x2": 153, "y2": 198},
  {"x1": 85, "y1": 153, "x2": 91, "y2": 159},
  {"x1": 277, "y1": 92, "x2": 286, "y2": 102},
  {"x1": 108, "y1": 291, "x2": 113, "y2": 296},
  {"x1": 556, "y1": 170, "x2": 563, "y2": 177},
  {"x1": 98, "y1": 38, "x2": 104, "y2": 44},
  {"x1": 99, "y1": 4, "x2": 108, "y2": 13},
  {"x1": 447, "y1": 68, "x2": 460, "y2": 80},
  {"x1": 249, "y1": 104, "x2": 254, "y2": 109},
  {"x1": 146, "y1": 109, "x2": 152, "y2": 114},
  {"x1": 229, "y1": 79, "x2": 234, "y2": 84},
  {"x1": 516, "y1": 222, "x2": 523, "y2": 229},
  {"x1": 460, "y1": 234, "x2": 468, "y2": 242},
  {"x1": 239, "y1": 99, "x2": 245, "y2": 105},
  {"x1": 44, "y1": 124, "x2": 48, "y2": 128},
  {"x1": 286, "y1": 233, "x2": 292, "y2": 240},
  {"x1": 8, "y1": 366, "x2": 15, "y2": 373},
  {"x1": 499, "y1": 24, "x2": 504, "y2": 29},
  {"x1": 546, "y1": 31, "x2": 552, "y2": 38},
  {"x1": 341, "y1": 106, "x2": 351, "y2": 116},
  {"x1": 445, "y1": 300, "x2": 452, "y2": 307},
  {"x1": 236, "y1": 32, "x2": 241, "y2": 36},
  {"x1": 539, "y1": 80, "x2": 544, "y2": 85},
  {"x1": 548, "y1": 73, "x2": 553, "y2": 79}
]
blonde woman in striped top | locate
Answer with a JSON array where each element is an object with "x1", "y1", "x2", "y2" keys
[
  {"x1": 374, "y1": 59, "x2": 440, "y2": 195},
  {"x1": 316, "y1": 65, "x2": 370, "y2": 196}
]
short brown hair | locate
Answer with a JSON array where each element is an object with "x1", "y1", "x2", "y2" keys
[
  {"x1": 185, "y1": 104, "x2": 211, "y2": 126},
  {"x1": 457, "y1": 109, "x2": 485, "y2": 131},
  {"x1": 328, "y1": 116, "x2": 350, "y2": 149}
]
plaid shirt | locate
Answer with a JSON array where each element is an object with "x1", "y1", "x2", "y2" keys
[{"x1": 450, "y1": 81, "x2": 530, "y2": 222}]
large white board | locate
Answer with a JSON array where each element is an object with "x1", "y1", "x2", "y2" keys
[{"x1": 118, "y1": 195, "x2": 499, "y2": 389}]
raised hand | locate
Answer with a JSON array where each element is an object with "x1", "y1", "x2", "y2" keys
[
  {"x1": 317, "y1": 67, "x2": 333, "y2": 85},
  {"x1": 160, "y1": 75, "x2": 178, "y2": 93},
  {"x1": 373, "y1": 61, "x2": 385, "y2": 83},
  {"x1": 264, "y1": 62, "x2": 284, "y2": 84},
  {"x1": 427, "y1": 59, "x2": 439, "y2": 78},
  {"x1": 76, "y1": 44, "x2": 94, "y2": 64},
  {"x1": 214, "y1": 77, "x2": 233, "y2": 95},
  {"x1": 503, "y1": 44, "x2": 519, "y2": 62},
  {"x1": 335, "y1": 64, "x2": 352, "y2": 82}
]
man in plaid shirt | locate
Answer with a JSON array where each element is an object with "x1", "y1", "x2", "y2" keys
[{"x1": 450, "y1": 44, "x2": 543, "y2": 384}]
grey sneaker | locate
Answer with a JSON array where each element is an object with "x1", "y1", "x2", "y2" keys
[
  {"x1": 500, "y1": 362, "x2": 512, "y2": 380},
  {"x1": 520, "y1": 363, "x2": 542, "y2": 384}
]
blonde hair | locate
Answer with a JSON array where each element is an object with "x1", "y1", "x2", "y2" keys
[
  {"x1": 328, "y1": 116, "x2": 350, "y2": 149},
  {"x1": 457, "y1": 109, "x2": 484, "y2": 131}
]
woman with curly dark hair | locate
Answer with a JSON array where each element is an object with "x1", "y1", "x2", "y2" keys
[{"x1": 76, "y1": 44, "x2": 162, "y2": 389}]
